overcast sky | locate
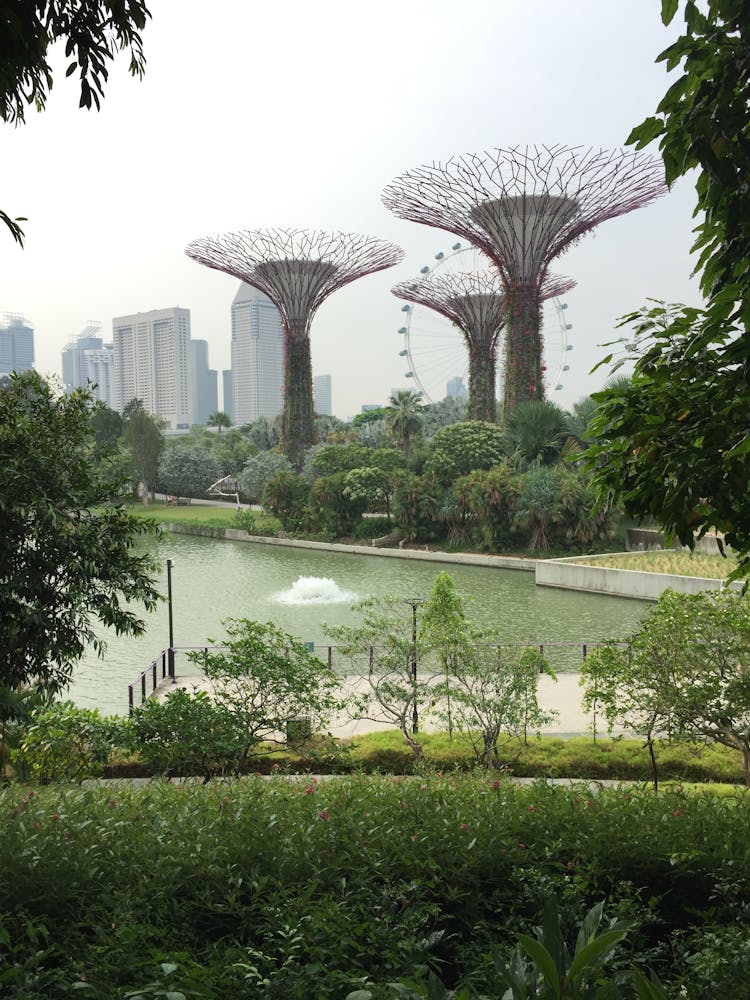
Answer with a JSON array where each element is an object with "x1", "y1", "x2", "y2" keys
[{"x1": 1, "y1": 0, "x2": 700, "y2": 419}]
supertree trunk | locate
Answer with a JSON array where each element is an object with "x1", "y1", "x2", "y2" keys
[
  {"x1": 503, "y1": 282, "x2": 544, "y2": 420},
  {"x1": 467, "y1": 336, "x2": 497, "y2": 423},
  {"x1": 281, "y1": 320, "x2": 315, "y2": 466}
]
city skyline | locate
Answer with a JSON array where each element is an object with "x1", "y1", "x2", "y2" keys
[{"x1": 1, "y1": 1, "x2": 701, "y2": 418}]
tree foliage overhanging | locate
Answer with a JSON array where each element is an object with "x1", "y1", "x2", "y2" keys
[
  {"x1": 0, "y1": 372, "x2": 161, "y2": 697},
  {"x1": 589, "y1": 0, "x2": 750, "y2": 578},
  {"x1": 1, "y1": 0, "x2": 151, "y2": 244}
]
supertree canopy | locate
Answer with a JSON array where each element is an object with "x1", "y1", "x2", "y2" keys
[
  {"x1": 186, "y1": 228, "x2": 404, "y2": 464},
  {"x1": 392, "y1": 270, "x2": 575, "y2": 423},
  {"x1": 383, "y1": 145, "x2": 667, "y2": 418}
]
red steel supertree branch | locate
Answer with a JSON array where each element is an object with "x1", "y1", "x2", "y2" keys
[
  {"x1": 392, "y1": 270, "x2": 575, "y2": 423},
  {"x1": 383, "y1": 145, "x2": 666, "y2": 419},
  {"x1": 186, "y1": 228, "x2": 404, "y2": 464}
]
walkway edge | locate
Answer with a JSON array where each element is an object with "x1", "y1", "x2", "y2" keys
[{"x1": 159, "y1": 522, "x2": 537, "y2": 571}]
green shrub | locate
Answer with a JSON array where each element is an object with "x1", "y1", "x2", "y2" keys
[
  {"x1": 11, "y1": 701, "x2": 123, "y2": 783},
  {"x1": 352, "y1": 516, "x2": 393, "y2": 541},
  {"x1": 127, "y1": 688, "x2": 241, "y2": 779}
]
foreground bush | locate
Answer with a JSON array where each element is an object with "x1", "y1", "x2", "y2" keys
[{"x1": 0, "y1": 778, "x2": 748, "y2": 997}]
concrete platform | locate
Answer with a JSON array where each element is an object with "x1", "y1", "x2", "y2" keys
[{"x1": 152, "y1": 670, "x2": 623, "y2": 740}]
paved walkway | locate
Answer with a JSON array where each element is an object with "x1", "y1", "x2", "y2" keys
[{"x1": 154, "y1": 670, "x2": 620, "y2": 740}]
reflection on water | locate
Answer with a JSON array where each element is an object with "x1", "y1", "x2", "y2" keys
[
  {"x1": 273, "y1": 576, "x2": 358, "y2": 605},
  {"x1": 68, "y1": 534, "x2": 649, "y2": 716}
]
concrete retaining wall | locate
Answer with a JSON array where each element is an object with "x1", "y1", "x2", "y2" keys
[
  {"x1": 536, "y1": 553, "x2": 737, "y2": 601},
  {"x1": 161, "y1": 522, "x2": 536, "y2": 572}
]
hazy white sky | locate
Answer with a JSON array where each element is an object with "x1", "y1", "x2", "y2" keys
[{"x1": 1, "y1": 0, "x2": 700, "y2": 419}]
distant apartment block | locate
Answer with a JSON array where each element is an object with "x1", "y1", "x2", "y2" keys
[
  {"x1": 0, "y1": 313, "x2": 34, "y2": 377},
  {"x1": 112, "y1": 307, "x2": 192, "y2": 429},
  {"x1": 191, "y1": 339, "x2": 218, "y2": 424},
  {"x1": 230, "y1": 283, "x2": 283, "y2": 425},
  {"x1": 61, "y1": 322, "x2": 115, "y2": 407},
  {"x1": 313, "y1": 373, "x2": 332, "y2": 416}
]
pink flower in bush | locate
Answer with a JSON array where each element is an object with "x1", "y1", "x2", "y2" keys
[
  {"x1": 527, "y1": 805, "x2": 537, "y2": 813},
  {"x1": 491, "y1": 780, "x2": 501, "y2": 790},
  {"x1": 304, "y1": 785, "x2": 316, "y2": 795},
  {"x1": 518, "y1": 842, "x2": 526, "y2": 850},
  {"x1": 460, "y1": 822, "x2": 470, "y2": 831},
  {"x1": 673, "y1": 808, "x2": 683, "y2": 817},
  {"x1": 318, "y1": 810, "x2": 330, "y2": 821},
  {"x1": 566, "y1": 860, "x2": 575, "y2": 871}
]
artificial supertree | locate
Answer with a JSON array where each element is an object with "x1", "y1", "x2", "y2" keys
[
  {"x1": 392, "y1": 270, "x2": 575, "y2": 423},
  {"x1": 383, "y1": 144, "x2": 667, "y2": 419},
  {"x1": 186, "y1": 228, "x2": 404, "y2": 464}
]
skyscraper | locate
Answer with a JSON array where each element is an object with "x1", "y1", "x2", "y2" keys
[
  {"x1": 446, "y1": 376, "x2": 468, "y2": 400},
  {"x1": 112, "y1": 307, "x2": 192, "y2": 429},
  {"x1": 0, "y1": 313, "x2": 34, "y2": 377},
  {"x1": 222, "y1": 369, "x2": 233, "y2": 421},
  {"x1": 61, "y1": 322, "x2": 115, "y2": 406},
  {"x1": 190, "y1": 339, "x2": 218, "y2": 424},
  {"x1": 313, "y1": 373, "x2": 333, "y2": 416},
  {"x1": 230, "y1": 283, "x2": 283, "y2": 425}
]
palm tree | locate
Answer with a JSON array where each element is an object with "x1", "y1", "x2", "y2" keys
[
  {"x1": 207, "y1": 412, "x2": 232, "y2": 434},
  {"x1": 385, "y1": 390, "x2": 424, "y2": 460},
  {"x1": 503, "y1": 400, "x2": 570, "y2": 470}
]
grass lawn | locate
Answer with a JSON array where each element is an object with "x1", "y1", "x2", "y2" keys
[
  {"x1": 571, "y1": 549, "x2": 735, "y2": 579},
  {"x1": 131, "y1": 500, "x2": 282, "y2": 534}
]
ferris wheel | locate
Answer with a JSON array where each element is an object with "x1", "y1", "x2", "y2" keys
[{"x1": 395, "y1": 243, "x2": 574, "y2": 405}]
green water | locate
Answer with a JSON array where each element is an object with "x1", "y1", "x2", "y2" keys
[{"x1": 69, "y1": 534, "x2": 648, "y2": 715}]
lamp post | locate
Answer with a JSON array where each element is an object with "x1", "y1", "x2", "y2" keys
[
  {"x1": 166, "y1": 558, "x2": 175, "y2": 681},
  {"x1": 403, "y1": 597, "x2": 424, "y2": 734}
]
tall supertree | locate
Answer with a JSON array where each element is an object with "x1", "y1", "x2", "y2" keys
[
  {"x1": 392, "y1": 270, "x2": 575, "y2": 423},
  {"x1": 186, "y1": 228, "x2": 404, "y2": 464},
  {"x1": 383, "y1": 145, "x2": 666, "y2": 418}
]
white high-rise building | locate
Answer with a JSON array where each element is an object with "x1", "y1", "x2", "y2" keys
[
  {"x1": 112, "y1": 307, "x2": 192, "y2": 429},
  {"x1": 0, "y1": 313, "x2": 34, "y2": 377},
  {"x1": 230, "y1": 283, "x2": 283, "y2": 425},
  {"x1": 313, "y1": 373, "x2": 332, "y2": 416}
]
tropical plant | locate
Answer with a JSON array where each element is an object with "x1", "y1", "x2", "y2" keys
[
  {"x1": 385, "y1": 390, "x2": 424, "y2": 460},
  {"x1": 311, "y1": 472, "x2": 368, "y2": 537},
  {"x1": 261, "y1": 469, "x2": 310, "y2": 532},
  {"x1": 306, "y1": 442, "x2": 372, "y2": 479},
  {"x1": 13, "y1": 701, "x2": 123, "y2": 784},
  {"x1": 344, "y1": 465, "x2": 405, "y2": 519},
  {"x1": 425, "y1": 420, "x2": 505, "y2": 484},
  {"x1": 128, "y1": 688, "x2": 242, "y2": 780},
  {"x1": 206, "y1": 411, "x2": 231, "y2": 433},
  {"x1": 122, "y1": 398, "x2": 165, "y2": 499},
  {"x1": 157, "y1": 445, "x2": 220, "y2": 499},
  {"x1": 0, "y1": 373, "x2": 160, "y2": 698},
  {"x1": 238, "y1": 450, "x2": 293, "y2": 503},
  {"x1": 590, "y1": 0, "x2": 750, "y2": 581},
  {"x1": 187, "y1": 619, "x2": 340, "y2": 767},
  {"x1": 580, "y1": 589, "x2": 750, "y2": 786},
  {"x1": 503, "y1": 400, "x2": 572, "y2": 470},
  {"x1": 327, "y1": 597, "x2": 439, "y2": 757},
  {"x1": 1, "y1": 0, "x2": 150, "y2": 245},
  {"x1": 515, "y1": 467, "x2": 565, "y2": 551},
  {"x1": 392, "y1": 474, "x2": 444, "y2": 542},
  {"x1": 459, "y1": 463, "x2": 521, "y2": 551}
]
